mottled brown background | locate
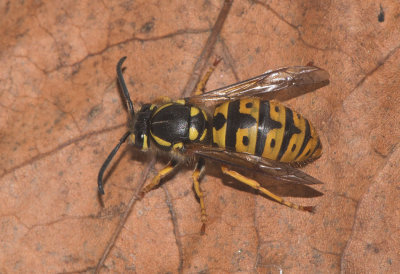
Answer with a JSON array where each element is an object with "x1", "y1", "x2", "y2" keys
[{"x1": 1, "y1": 0, "x2": 399, "y2": 273}]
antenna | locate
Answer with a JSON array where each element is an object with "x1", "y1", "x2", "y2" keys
[{"x1": 117, "y1": 56, "x2": 135, "y2": 119}]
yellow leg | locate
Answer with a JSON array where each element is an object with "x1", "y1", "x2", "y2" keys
[
  {"x1": 221, "y1": 166, "x2": 314, "y2": 213},
  {"x1": 140, "y1": 160, "x2": 179, "y2": 196},
  {"x1": 192, "y1": 158, "x2": 207, "y2": 234},
  {"x1": 194, "y1": 58, "x2": 222, "y2": 95},
  {"x1": 153, "y1": 96, "x2": 172, "y2": 104}
]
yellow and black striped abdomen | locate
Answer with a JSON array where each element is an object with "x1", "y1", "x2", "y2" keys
[{"x1": 212, "y1": 98, "x2": 322, "y2": 163}]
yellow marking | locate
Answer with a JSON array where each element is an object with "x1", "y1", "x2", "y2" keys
[
  {"x1": 235, "y1": 99, "x2": 259, "y2": 154},
  {"x1": 150, "y1": 132, "x2": 171, "y2": 147},
  {"x1": 141, "y1": 161, "x2": 177, "y2": 194},
  {"x1": 296, "y1": 122, "x2": 320, "y2": 161},
  {"x1": 153, "y1": 103, "x2": 173, "y2": 116},
  {"x1": 280, "y1": 110, "x2": 305, "y2": 162},
  {"x1": 221, "y1": 166, "x2": 313, "y2": 212},
  {"x1": 202, "y1": 110, "x2": 208, "y2": 121},
  {"x1": 173, "y1": 142, "x2": 183, "y2": 150},
  {"x1": 199, "y1": 128, "x2": 207, "y2": 141},
  {"x1": 175, "y1": 99, "x2": 185, "y2": 105},
  {"x1": 190, "y1": 107, "x2": 200, "y2": 117},
  {"x1": 262, "y1": 134, "x2": 274, "y2": 160},
  {"x1": 129, "y1": 133, "x2": 136, "y2": 144},
  {"x1": 213, "y1": 102, "x2": 229, "y2": 148},
  {"x1": 142, "y1": 134, "x2": 148, "y2": 151},
  {"x1": 262, "y1": 101, "x2": 286, "y2": 161},
  {"x1": 150, "y1": 104, "x2": 157, "y2": 111},
  {"x1": 189, "y1": 127, "x2": 199, "y2": 141}
]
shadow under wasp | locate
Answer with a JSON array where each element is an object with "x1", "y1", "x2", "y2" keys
[{"x1": 98, "y1": 56, "x2": 329, "y2": 234}]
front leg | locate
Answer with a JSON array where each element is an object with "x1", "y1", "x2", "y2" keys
[
  {"x1": 140, "y1": 159, "x2": 179, "y2": 196},
  {"x1": 193, "y1": 58, "x2": 222, "y2": 95}
]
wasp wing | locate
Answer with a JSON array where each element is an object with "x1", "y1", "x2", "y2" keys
[
  {"x1": 185, "y1": 145, "x2": 323, "y2": 185},
  {"x1": 186, "y1": 66, "x2": 329, "y2": 105}
]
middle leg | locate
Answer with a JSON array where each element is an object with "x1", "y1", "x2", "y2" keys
[{"x1": 192, "y1": 158, "x2": 207, "y2": 234}]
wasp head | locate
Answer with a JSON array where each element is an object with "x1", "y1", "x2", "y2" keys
[
  {"x1": 129, "y1": 104, "x2": 154, "y2": 151},
  {"x1": 98, "y1": 56, "x2": 150, "y2": 195}
]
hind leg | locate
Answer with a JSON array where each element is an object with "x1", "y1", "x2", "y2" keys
[{"x1": 221, "y1": 166, "x2": 314, "y2": 212}]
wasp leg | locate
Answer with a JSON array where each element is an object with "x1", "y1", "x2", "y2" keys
[
  {"x1": 192, "y1": 158, "x2": 207, "y2": 235},
  {"x1": 140, "y1": 159, "x2": 179, "y2": 196},
  {"x1": 153, "y1": 96, "x2": 173, "y2": 104},
  {"x1": 194, "y1": 58, "x2": 222, "y2": 95},
  {"x1": 221, "y1": 166, "x2": 314, "y2": 213}
]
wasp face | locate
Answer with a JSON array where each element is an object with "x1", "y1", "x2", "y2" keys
[{"x1": 129, "y1": 104, "x2": 154, "y2": 151}]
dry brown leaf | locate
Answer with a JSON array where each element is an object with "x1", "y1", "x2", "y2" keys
[{"x1": 1, "y1": 0, "x2": 399, "y2": 273}]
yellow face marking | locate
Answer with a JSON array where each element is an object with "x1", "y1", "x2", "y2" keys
[
  {"x1": 190, "y1": 107, "x2": 200, "y2": 117},
  {"x1": 173, "y1": 142, "x2": 183, "y2": 150},
  {"x1": 150, "y1": 104, "x2": 157, "y2": 111},
  {"x1": 150, "y1": 132, "x2": 172, "y2": 147},
  {"x1": 199, "y1": 128, "x2": 207, "y2": 141},
  {"x1": 235, "y1": 99, "x2": 259, "y2": 154},
  {"x1": 142, "y1": 134, "x2": 149, "y2": 151},
  {"x1": 129, "y1": 133, "x2": 136, "y2": 144},
  {"x1": 189, "y1": 127, "x2": 199, "y2": 141}
]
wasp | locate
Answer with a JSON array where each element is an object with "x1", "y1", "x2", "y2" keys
[{"x1": 98, "y1": 56, "x2": 329, "y2": 233}]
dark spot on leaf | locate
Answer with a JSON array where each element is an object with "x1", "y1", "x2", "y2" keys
[
  {"x1": 141, "y1": 21, "x2": 155, "y2": 33},
  {"x1": 378, "y1": 4, "x2": 385, "y2": 22}
]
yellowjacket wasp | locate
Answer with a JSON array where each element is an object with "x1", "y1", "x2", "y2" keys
[{"x1": 98, "y1": 56, "x2": 329, "y2": 233}]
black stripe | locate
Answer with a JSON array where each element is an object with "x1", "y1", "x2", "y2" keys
[
  {"x1": 225, "y1": 101, "x2": 240, "y2": 150},
  {"x1": 255, "y1": 101, "x2": 282, "y2": 156},
  {"x1": 255, "y1": 101, "x2": 268, "y2": 156},
  {"x1": 277, "y1": 108, "x2": 301, "y2": 161},
  {"x1": 310, "y1": 138, "x2": 321, "y2": 157},
  {"x1": 225, "y1": 100, "x2": 257, "y2": 151},
  {"x1": 295, "y1": 118, "x2": 311, "y2": 160}
]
